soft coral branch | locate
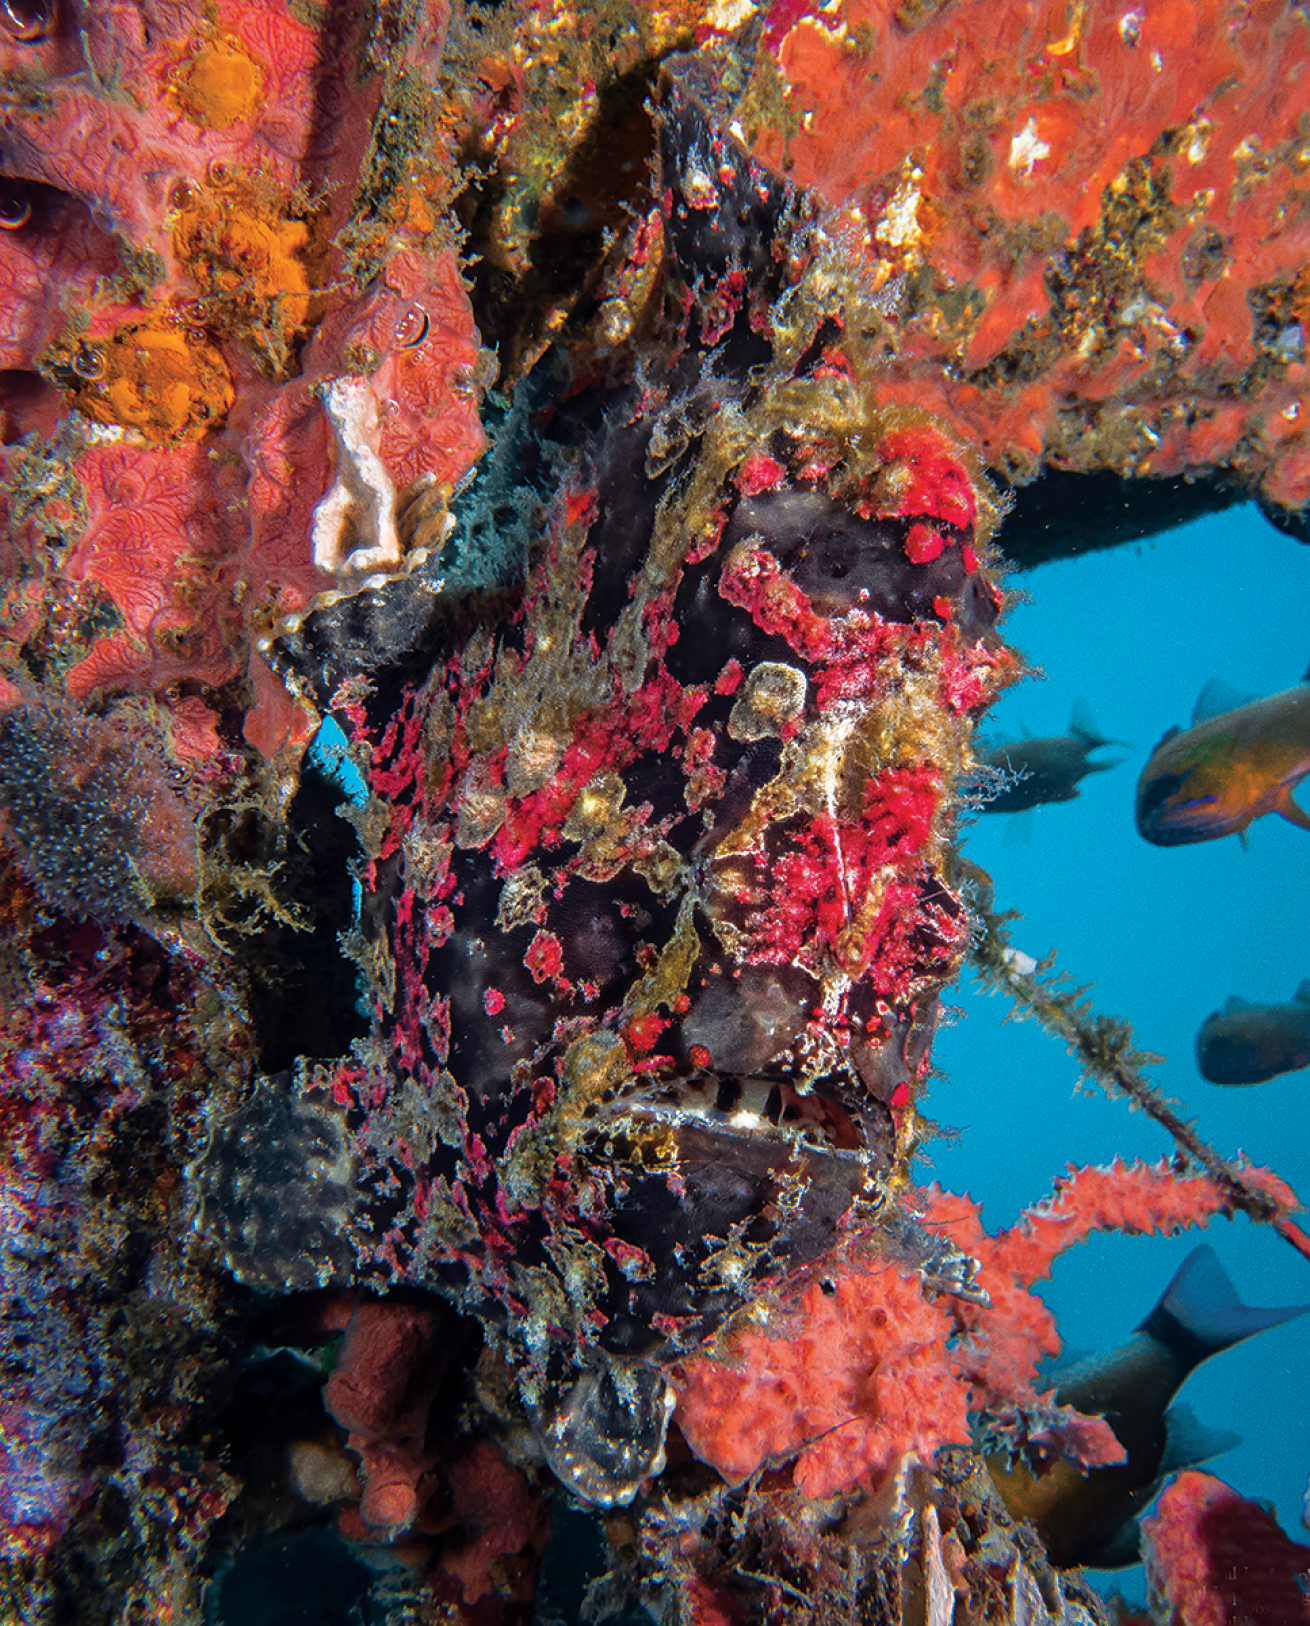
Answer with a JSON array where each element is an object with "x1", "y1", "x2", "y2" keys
[
  {"x1": 674, "y1": 1154, "x2": 1298, "y2": 1501},
  {"x1": 920, "y1": 1155, "x2": 1300, "y2": 1410},
  {"x1": 968, "y1": 895, "x2": 1310, "y2": 1263}
]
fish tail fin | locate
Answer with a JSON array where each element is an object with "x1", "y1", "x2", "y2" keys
[
  {"x1": 1140, "y1": 1244, "x2": 1310, "y2": 1361},
  {"x1": 1158, "y1": 1403, "x2": 1241, "y2": 1475},
  {"x1": 1078, "y1": 1406, "x2": 1245, "y2": 1572},
  {"x1": 1068, "y1": 698, "x2": 1116, "y2": 749},
  {"x1": 1276, "y1": 788, "x2": 1310, "y2": 833}
]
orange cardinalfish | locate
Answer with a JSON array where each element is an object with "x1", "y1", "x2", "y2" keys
[{"x1": 1136, "y1": 672, "x2": 1310, "y2": 845}]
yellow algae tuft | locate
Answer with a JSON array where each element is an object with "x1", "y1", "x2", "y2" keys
[
  {"x1": 50, "y1": 311, "x2": 234, "y2": 442},
  {"x1": 166, "y1": 32, "x2": 267, "y2": 130},
  {"x1": 170, "y1": 170, "x2": 328, "y2": 377}
]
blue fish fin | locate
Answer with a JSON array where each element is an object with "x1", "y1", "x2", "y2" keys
[
  {"x1": 1148, "y1": 723, "x2": 1183, "y2": 754},
  {"x1": 1079, "y1": 1414, "x2": 1237, "y2": 1573},
  {"x1": 1223, "y1": 995, "x2": 1257, "y2": 1012},
  {"x1": 1294, "y1": 980, "x2": 1310, "y2": 1006},
  {"x1": 1002, "y1": 808, "x2": 1035, "y2": 847},
  {"x1": 1141, "y1": 1243, "x2": 1310, "y2": 1355},
  {"x1": 1277, "y1": 788, "x2": 1310, "y2": 832},
  {"x1": 1159, "y1": 1403, "x2": 1241, "y2": 1475},
  {"x1": 1082, "y1": 1519, "x2": 1144, "y2": 1571},
  {"x1": 1238, "y1": 828, "x2": 1251, "y2": 852},
  {"x1": 1192, "y1": 678, "x2": 1255, "y2": 725},
  {"x1": 1068, "y1": 698, "x2": 1122, "y2": 749}
]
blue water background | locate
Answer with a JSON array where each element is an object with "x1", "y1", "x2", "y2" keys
[{"x1": 932, "y1": 502, "x2": 1310, "y2": 1595}]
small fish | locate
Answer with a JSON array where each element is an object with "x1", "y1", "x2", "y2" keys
[
  {"x1": 987, "y1": 1244, "x2": 1309, "y2": 1569},
  {"x1": 1136, "y1": 672, "x2": 1310, "y2": 845},
  {"x1": 978, "y1": 702, "x2": 1121, "y2": 813},
  {"x1": 1196, "y1": 981, "x2": 1310, "y2": 1085}
]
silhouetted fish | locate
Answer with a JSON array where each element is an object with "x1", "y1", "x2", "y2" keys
[
  {"x1": 1136, "y1": 673, "x2": 1310, "y2": 845},
  {"x1": 1197, "y1": 981, "x2": 1310, "y2": 1085},
  {"x1": 987, "y1": 1244, "x2": 1309, "y2": 1568},
  {"x1": 979, "y1": 702, "x2": 1120, "y2": 812}
]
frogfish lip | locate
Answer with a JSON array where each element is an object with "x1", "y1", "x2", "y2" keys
[
  {"x1": 580, "y1": 1068, "x2": 884, "y2": 1160},
  {"x1": 538, "y1": 1070, "x2": 892, "y2": 1506}
]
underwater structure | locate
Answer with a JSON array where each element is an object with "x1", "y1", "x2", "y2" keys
[{"x1": 1, "y1": 2, "x2": 1310, "y2": 1623}]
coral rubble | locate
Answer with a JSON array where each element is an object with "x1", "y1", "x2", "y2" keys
[{"x1": 0, "y1": 857, "x2": 244, "y2": 1619}]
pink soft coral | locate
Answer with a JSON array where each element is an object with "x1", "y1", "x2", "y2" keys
[
  {"x1": 673, "y1": 1158, "x2": 1299, "y2": 1500},
  {"x1": 1144, "y1": 1471, "x2": 1310, "y2": 1626},
  {"x1": 675, "y1": 1265, "x2": 966, "y2": 1500}
]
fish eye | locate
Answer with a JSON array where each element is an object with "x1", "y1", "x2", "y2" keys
[
  {"x1": 0, "y1": 180, "x2": 34, "y2": 231},
  {"x1": 0, "y1": 0, "x2": 51, "y2": 40}
]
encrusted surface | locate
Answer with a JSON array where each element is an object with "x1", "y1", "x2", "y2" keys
[
  {"x1": 2, "y1": 4, "x2": 1309, "y2": 1623},
  {"x1": 0, "y1": 0, "x2": 485, "y2": 759}
]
